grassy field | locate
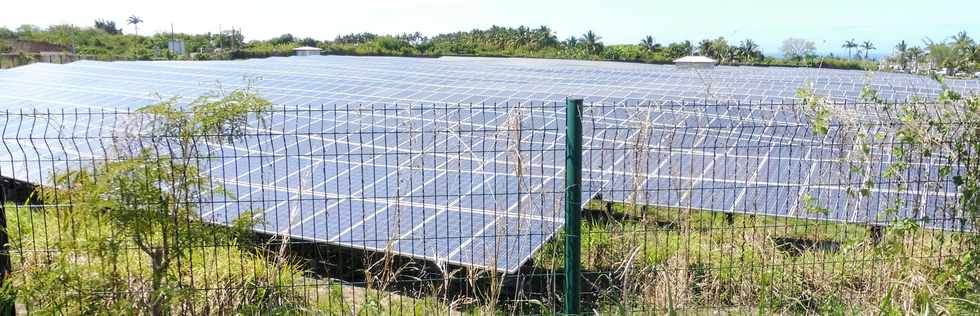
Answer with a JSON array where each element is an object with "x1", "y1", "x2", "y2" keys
[
  {"x1": 527, "y1": 200, "x2": 967, "y2": 314},
  {"x1": 1, "y1": 199, "x2": 969, "y2": 315}
]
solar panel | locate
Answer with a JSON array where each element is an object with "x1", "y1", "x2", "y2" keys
[
  {"x1": 0, "y1": 56, "x2": 977, "y2": 272},
  {"x1": 580, "y1": 103, "x2": 965, "y2": 231}
]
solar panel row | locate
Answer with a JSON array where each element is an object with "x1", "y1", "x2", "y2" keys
[
  {"x1": 0, "y1": 56, "x2": 976, "y2": 272},
  {"x1": 1, "y1": 56, "x2": 977, "y2": 110}
]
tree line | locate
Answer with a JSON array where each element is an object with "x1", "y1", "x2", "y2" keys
[
  {"x1": 883, "y1": 32, "x2": 978, "y2": 75},
  {"x1": 2, "y1": 20, "x2": 977, "y2": 74}
]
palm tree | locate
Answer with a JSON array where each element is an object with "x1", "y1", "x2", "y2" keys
[
  {"x1": 581, "y1": 30, "x2": 602, "y2": 54},
  {"x1": 842, "y1": 39, "x2": 858, "y2": 59},
  {"x1": 907, "y1": 46, "x2": 924, "y2": 72},
  {"x1": 640, "y1": 35, "x2": 657, "y2": 52},
  {"x1": 563, "y1": 36, "x2": 578, "y2": 49},
  {"x1": 951, "y1": 31, "x2": 975, "y2": 68},
  {"x1": 724, "y1": 47, "x2": 740, "y2": 64},
  {"x1": 740, "y1": 39, "x2": 760, "y2": 61},
  {"x1": 534, "y1": 25, "x2": 557, "y2": 48},
  {"x1": 94, "y1": 19, "x2": 122, "y2": 35},
  {"x1": 697, "y1": 39, "x2": 713, "y2": 57},
  {"x1": 709, "y1": 37, "x2": 730, "y2": 61},
  {"x1": 861, "y1": 41, "x2": 876, "y2": 60},
  {"x1": 127, "y1": 15, "x2": 143, "y2": 35},
  {"x1": 951, "y1": 31, "x2": 974, "y2": 51},
  {"x1": 925, "y1": 40, "x2": 956, "y2": 72},
  {"x1": 895, "y1": 40, "x2": 908, "y2": 70},
  {"x1": 740, "y1": 39, "x2": 758, "y2": 53},
  {"x1": 516, "y1": 25, "x2": 530, "y2": 47}
]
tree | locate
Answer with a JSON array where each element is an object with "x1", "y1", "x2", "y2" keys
[
  {"x1": 739, "y1": 39, "x2": 763, "y2": 62},
  {"x1": 709, "y1": 37, "x2": 729, "y2": 61},
  {"x1": 665, "y1": 40, "x2": 693, "y2": 59},
  {"x1": 580, "y1": 30, "x2": 603, "y2": 54},
  {"x1": 37, "y1": 87, "x2": 274, "y2": 314},
  {"x1": 974, "y1": 47, "x2": 980, "y2": 69},
  {"x1": 270, "y1": 33, "x2": 295, "y2": 45},
  {"x1": 951, "y1": 31, "x2": 975, "y2": 52},
  {"x1": 843, "y1": 39, "x2": 858, "y2": 59},
  {"x1": 697, "y1": 39, "x2": 713, "y2": 57},
  {"x1": 218, "y1": 29, "x2": 245, "y2": 49},
  {"x1": 640, "y1": 35, "x2": 658, "y2": 52},
  {"x1": 691, "y1": 37, "x2": 732, "y2": 62},
  {"x1": 533, "y1": 25, "x2": 558, "y2": 48},
  {"x1": 0, "y1": 27, "x2": 14, "y2": 39},
  {"x1": 397, "y1": 32, "x2": 427, "y2": 46},
  {"x1": 562, "y1": 36, "x2": 578, "y2": 49},
  {"x1": 15, "y1": 24, "x2": 40, "y2": 37},
  {"x1": 335, "y1": 32, "x2": 377, "y2": 44},
  {"x1": 299, "y1": 37, "x2": 318, "y2": 47},
  {"x1": 895, "y1": 40, "x2": 909, "y2": 70},
  {"x1": 861, "y1": 41, "x2": 876, "y2": 60},
  {"x1": 950, "y1": 31, "x2": 976, "y2": 70},
  {"x1": 781, "y1": 38, "x2": 816, "y2": 60},
  {"x1": 926, "y1": 40, "x2": 956, "y2": 72},
  {"x1": 907, "y1": 46, "x2": 924, "y2": 72},
  {"x1": 94, "y1": 19, "x2": 122, "y2": 35},
  {"x1": 127, "y1": 15, "x2": 143, "y2": 35},
  {"x1": 724, "y1": 47, "x2": 740, "y2": 64}
]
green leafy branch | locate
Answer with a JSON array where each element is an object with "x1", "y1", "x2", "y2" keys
[{"x1": 19, "y1": 85, "x2": 281, "y2": 315}]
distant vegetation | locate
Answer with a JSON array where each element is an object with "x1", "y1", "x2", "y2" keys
[
  {"x1": 1, "y1": 21, "x2": 978, "y2": 75},
  {"x1": 0, "y1": 24, "x2": 243, "y2": 61}
]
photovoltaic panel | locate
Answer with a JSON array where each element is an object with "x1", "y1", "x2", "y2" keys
[{"x1": 0, "y1": 56, "x2": 977, "y2": 272}]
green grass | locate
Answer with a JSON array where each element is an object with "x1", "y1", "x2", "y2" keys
[
  {"x1": 1, "y1": 202, "x2": 300, "y2": 313},
  {"x1": 1, "y1": 201, "x2": 482, "y2": 315},
  {"x1": 528, "y1": 200, "x2": 966, "y2": 314},
  {"x1": 2, "y1": 200, "x2": 969, "y2": 315}
]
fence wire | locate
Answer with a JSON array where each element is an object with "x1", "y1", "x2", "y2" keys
[{"x1": 0, "y1": 100, "x2": 976, "y2": 314}]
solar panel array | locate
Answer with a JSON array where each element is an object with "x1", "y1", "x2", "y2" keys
[
  {"x1": 1, "y1": 56, "x2": 977, "y2": 108},
  {"x1": 582, "y1": 103, "x2": 965, "y2": 230},
  {"x1": 1, "y1": 56, "x2": 977, "y2": 272}
]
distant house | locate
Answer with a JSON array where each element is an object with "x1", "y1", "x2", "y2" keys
[
  {"x1": 674, "y1": 55, "x2": 717, "y2": 69},
  {"x1": 293, "y1": 46, "x2": 322, "y2": 56}
]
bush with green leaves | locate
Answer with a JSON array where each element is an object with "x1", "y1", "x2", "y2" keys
[
  {"x1": 795, "y1": 77, "x2": 980, "y2": 313},
  {"x1": 1, "y1": 87, "x2": 312, "y2": 314}
]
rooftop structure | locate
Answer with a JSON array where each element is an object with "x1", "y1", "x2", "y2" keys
[
  {"x1": 674, "y1": 55, "x2": 717, "y2": 69},
  {"x1": 293, "y1": 46, "x2": 322, "y2": 56}
]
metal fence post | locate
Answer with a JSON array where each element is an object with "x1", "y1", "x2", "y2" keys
[{"x1": 563, "y1": 98, "x2": 583, "y2": 315}]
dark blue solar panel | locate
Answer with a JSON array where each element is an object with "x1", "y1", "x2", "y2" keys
[{"x1": 0, "y1": 56, "x2": 977, "y2": 272}]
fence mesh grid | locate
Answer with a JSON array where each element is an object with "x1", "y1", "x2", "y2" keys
[{"x1": 0, "y1": 100, "x2": 975, "y2": 314}]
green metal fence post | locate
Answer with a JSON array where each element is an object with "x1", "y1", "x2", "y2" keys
[{"x1": 563, "y1": 98, "x2": 583, "y2": 315}]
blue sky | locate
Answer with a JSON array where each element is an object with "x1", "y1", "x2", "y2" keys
[{"x1": 1, "y1": 0, "x2": 976, "y2": 56}]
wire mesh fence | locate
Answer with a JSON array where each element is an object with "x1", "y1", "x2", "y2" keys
[{"x1": 0, "y1": 100, "x2": 976, "y2": 314}]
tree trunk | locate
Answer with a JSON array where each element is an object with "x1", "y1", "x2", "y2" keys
[{"x1": 149, "y1": 250, "x2": 167, "y2": 316}]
